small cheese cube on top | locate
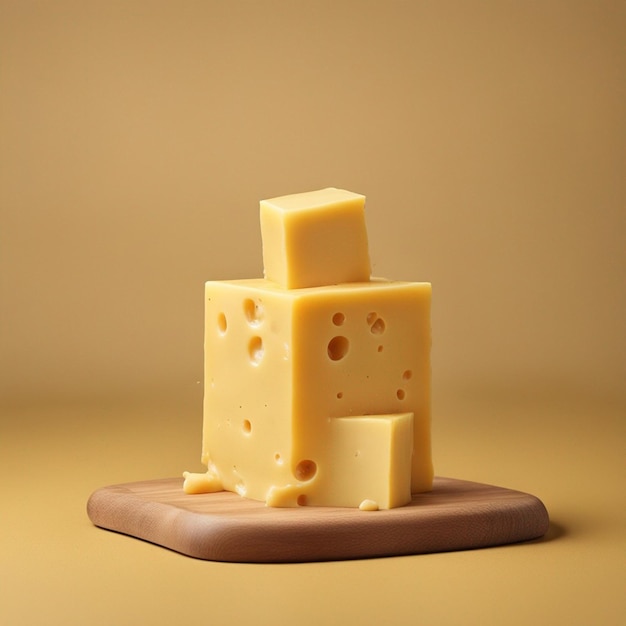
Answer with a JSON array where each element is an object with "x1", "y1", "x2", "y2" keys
[{"x1": 260, "y1": 188, "x2": 371, "y2": 289}]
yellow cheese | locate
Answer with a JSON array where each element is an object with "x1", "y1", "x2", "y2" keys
[
  {"x1": 260, "y1": 188, "x2": 371, "y2": 289},
  {"x1": 183, "y1": 187, "x2": 433, "y2": 509},
  {"x1": 267, "y1": 413, "x2": 415, "y2": 509},
  {"x1": 184, "y1": 278, "x2": 432, "y2": 508}
]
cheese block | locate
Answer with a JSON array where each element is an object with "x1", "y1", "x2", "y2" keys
[
  {"x1": 184, "y1": 278, "x2": 432, "y2": 509},
  {"x1": 267, "y1": 412, "x2": 415, "y2": 510},
  {"x1": 184, "y1": 187, "x2": 433, "y2": 509},
  {"x1": 260, "y1": 188, "x2": 371, "y2": 289}
]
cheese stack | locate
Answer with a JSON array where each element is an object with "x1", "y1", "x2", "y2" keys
[{"x1": 183, "y1": 188, "x2": 432, "y2": 509}]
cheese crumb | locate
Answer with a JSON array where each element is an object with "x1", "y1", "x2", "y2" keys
[{"x1": 359, "y1": 499, "x2": 379, "y2": 511}]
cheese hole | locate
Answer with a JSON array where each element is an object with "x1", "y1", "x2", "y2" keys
[
  {"x1": 332, "y1": 312, "x2": 345, "y2": 326},
  {"x1": 297, "y1": 494, "x2": 307, "y2": 506},
  {"x1": 249, "y1": 336, "x2": 264, "y2": 365},
  {"x1": 274, "y1": 453, "x2": 283, "y2": 465},
  {"x1": 217, "y1": 312, "x2": 227, "y2": 334},
  {"x1": 403, "y1": 370, "x2": 412, "y2": 380},
  {"x1": 242, "y1": 419, "x2": 251, "y2": 434},
  {"x1": 377, "y1": 345, "x2": 384, "y2": 352},
  {"x1": 336, "y1": 391, "x2": 343, "y2": 399},
  {"x1": 370, "y1": 317, "x2": 386, "y2": 335},
  {"x1": 295, "y1": 460, "x2": 317, "y2": 481},
  {"x1": 397, "y1": 389, "x2": 406, "y2": 400},
  {"x1": 366, "y1": 312, "x2": 377, "y2": 325},
  {"x1": 328, "y1": 336, "x2": 349, "y2": 361},
  {"x1": 244, "y1": 298, "x2": 264, "y2": 326}
]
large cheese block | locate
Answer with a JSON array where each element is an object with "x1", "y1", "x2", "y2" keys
[{"x1": 184, "y1": 278, "x2": 432, "y2": 509}]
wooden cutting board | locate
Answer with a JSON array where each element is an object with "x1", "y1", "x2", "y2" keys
[{"x1": 87, "y1": 476, "x2": 549, "y2": 562}]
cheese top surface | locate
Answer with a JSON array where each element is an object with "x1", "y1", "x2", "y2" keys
[{"x1": 261, "y1": 187, "x2": 366, "y2": 213}]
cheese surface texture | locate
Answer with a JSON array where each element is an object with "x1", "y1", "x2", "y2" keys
[{"x1": 184, "y1": 188, "x2": 433, "y2": 509}]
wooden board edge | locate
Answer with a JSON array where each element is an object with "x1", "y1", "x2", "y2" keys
[{"x1": 87, "y1": 478, "x2": 550, "y2": 563}]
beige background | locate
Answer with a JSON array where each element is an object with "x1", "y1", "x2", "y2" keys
[{"x1": 1, "y1": 2, "x2": 624, "y2": 625}]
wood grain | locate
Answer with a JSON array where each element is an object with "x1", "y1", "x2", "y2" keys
[{"x1": 87, "y1": 476, "x2": 549, "y2": 563}]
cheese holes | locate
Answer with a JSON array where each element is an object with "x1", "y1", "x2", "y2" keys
[
  {"x1": 294, "y1": 459, "x2": 317, "y2": 481},
  {"x1": 242, "y1": 419, "x2": 252, "y2": 434},
  {"x1": 397, "y1": 371, "x2": 412, "y2": 400},
  {"x1": 367, "y1": 312, "x2": 386, "y2": 335},
  {"x1": 297, "y1": 494, "x2": 307, "y2": 506},
  {"x1": 248, "y1": 336, "x2": 264, "y2": 365},
  {"x1": 328, "y1": 336, "x2": 349, "y2": 361},
  {"x1": 244, "y1": 298, "x2": 264, "y2": 326},
  {"x1": 332, "y1": 312, "x2": 345, "y2": 326},
  {"x1": 217, "y1": 312, "x2": 227, "y2": 334}
]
